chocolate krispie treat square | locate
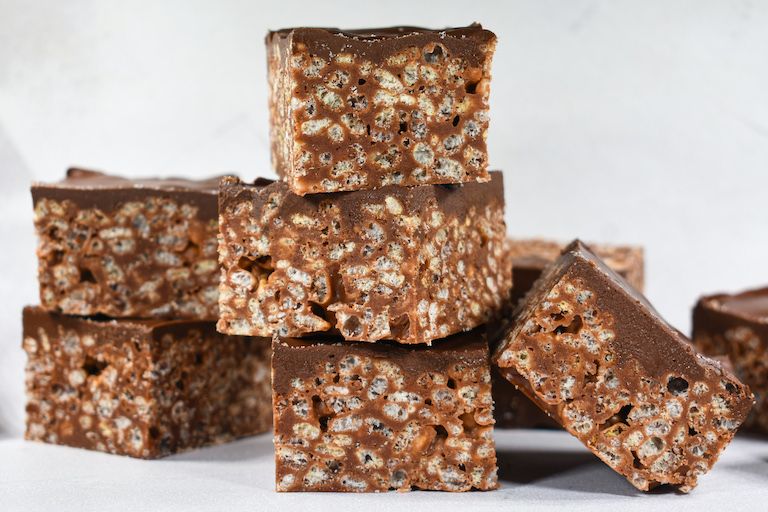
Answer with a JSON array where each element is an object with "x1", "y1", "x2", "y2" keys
[
  {"x1": 693, "y1": 286, "x2": 768, "y2": 435},
  {"x1": 272, "y1": 329, "x2": 498, "y2": 492},
  {"x1": 492, "y1": 240, "x2": 753, "y2": 492},
  {"x1": 23, "y1": 306, "x2": 272, "y2": 458},
  {"x1": 32, "y1": 169, "x2": 222, "y2": 320},
  {"x1": 267, "y1": 24, "x2": 496, "y2": 195},
  {"x1": 217, "y1": 173, "x2": 510, "y2": 344}
]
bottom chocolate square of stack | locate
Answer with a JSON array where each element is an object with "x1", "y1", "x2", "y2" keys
[
  {"x1": 22, "y1": 306, "x2": 272, "y2": 458},
  {"x1": 272, "y1": 329, "x2": 498, "y2": 492}
]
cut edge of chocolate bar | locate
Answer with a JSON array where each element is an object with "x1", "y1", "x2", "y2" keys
[
  {"x1": 31, "y1": 169, "x2": 225, "y2": 320},
  {"x1": 217, "y1": 173, "x2": 510, "y2": 344}
]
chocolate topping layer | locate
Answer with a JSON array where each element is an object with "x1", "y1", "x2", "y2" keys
[
  {"x1": 268, "y1": 24, "x2": 495, "y2": 65},
  {"x1": 704, "y1": 287, "x2": 768, "y2": 322},
  {"x1": 273, "y1": 330, "x2": 488, "y2": 392},
  {"x1": 220, "y1": 172, "x2": 504, "y2": 223},
  {"x1": 32, "y1": 168, "x2": 221, "y2": 221},
  {"x1": 24, "y1": 305, "x2": 208, "y2": 340}
]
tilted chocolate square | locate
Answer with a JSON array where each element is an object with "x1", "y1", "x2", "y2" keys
[
  {"x1": 32, "y1": 169, "x2": 221, "y2": 320},
  {"x1": 23, "y1": 306, "x2": 272, "y2": 458},
  {"x1": 492, "y1": 240, "x2": 752, "y2": 492},
  {"x1": 272, "y1": 330, "x2": 497, "y2": 491},
  {"x1": 267, "y1": 25, "x2": 496, "y2": 195},
  {"x1": 217, "y1": 173, "x2": 510, "y2": 344},
  {"x1": 693, "y1": 286, "x2": 768, "y2": 435}
]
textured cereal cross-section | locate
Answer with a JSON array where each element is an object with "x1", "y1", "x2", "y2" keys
[
  {"x1": 23, "y1": 307, "x2": 272, "y2": 458},
  {"x1": 272, "y1": 330, "x2": 498, "y2": 491},
  {"x1": 267, "y1": 25, "x2": 496, "y2": 195},
  {"x1": 492, "y1": 240, "x2": 753, "y2": 492},
  {"x1": 217, "y1": 174, "x2": 510, "y2": 344}
]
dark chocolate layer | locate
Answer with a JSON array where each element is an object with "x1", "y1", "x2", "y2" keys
[{"x1": 268, "y1": 24, "x2": 495, "y2": 65}]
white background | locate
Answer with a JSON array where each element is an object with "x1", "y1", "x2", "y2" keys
[{"x1": 1, "y1": 1, "x2": 767, "y2": 508}]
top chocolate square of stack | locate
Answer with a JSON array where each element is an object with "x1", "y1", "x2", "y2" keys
[{"x1": 267, "y1": 24, "x2": 497, "y2": 195}]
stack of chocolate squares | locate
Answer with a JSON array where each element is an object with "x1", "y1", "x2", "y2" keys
[
  {"x1": 213, "y1": 24, "x2": 511, "y2": 491},
  {"x1": 24, "y1": 170, "x2": 273, "y2": 458},
  {"x1": 20, "y1": 21, "x2": 758, "y2": 495}
]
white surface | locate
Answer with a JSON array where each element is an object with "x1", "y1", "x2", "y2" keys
[
  {"x1": 1, "y1": 0, "x2": 768, "y2": 507},
  {"x1": 1, "y1": 430, "x2": 768, "y2": 511}
]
